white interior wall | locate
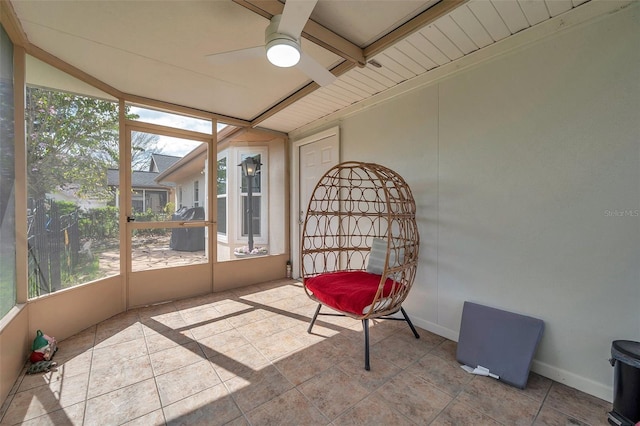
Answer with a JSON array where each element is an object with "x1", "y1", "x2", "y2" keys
[{"x1": 295, "y1": 5, "x2": 640, "y2": 401}]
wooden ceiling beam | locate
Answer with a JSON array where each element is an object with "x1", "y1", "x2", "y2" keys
[
  {"x1": 232, "y1": 0, "x2": 365, "y2": 66},
  {"x1": 1, "y1": 0, "x2": 28, "y2": 46},
  {"x1": 364, "y1": 0, "x2": 470, "y2": 58},
  {"x1": 249, "y1": 0, "x2": 470, "y2": 129},
  {"x1": 250, "y1": 60, "x2": 356, "y2": 127}
]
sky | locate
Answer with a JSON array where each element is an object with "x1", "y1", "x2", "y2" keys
[{"x1": 130, "y1": 106, "x2": 227, "y2": 157}]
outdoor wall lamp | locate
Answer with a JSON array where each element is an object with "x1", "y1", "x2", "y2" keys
[
  {"x1": 239, "y1": 156, "x2": 261, "y2": 177},
  {"x1": 239, "y1": 156, "x2": 261, "y2": 251}
]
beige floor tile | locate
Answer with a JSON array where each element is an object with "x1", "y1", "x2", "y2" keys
[
  {"x1": 7, "y1": 367, "x2": 25, "y2": 396},
  {"x1": 431, "y1": 339, "x2": 459, "y2": 363},
  {"x1": 238, "y1": 287, "x2": 288, "y2": 306},
  {"x1": 87, "y1": 354, "x2": 153, "y2": 399},
  {"x1": 291, "y1": 324, "x2": 336, "y2": 348},
  {"x1": 251, "y1": 328, "x2": 308, "y2": 361},
  {"x1": 295, "y1": 322, "x2": 342, "y2": 346},
  {"x1": 223, "y1": 415, "x2": 250, "y2": 426},
  {"x1": 155, "y1": 359, "x2": 222, "y2": 406},
  {"x1": 226, "y1": 308, "x2": 275, "y2": 328},
  {"x1": 225, "y1": 365, "x2": 294, "y2": 413},
  {"x1": 209, "y1": 343, "x2": 271, "y2": 382},
  {"x1": 325, "y1": 331, "x2": 364, "y2": 360},
  {"x1": 188, "y1": 316, "x2": 235, "y2": 341},
  {"x1": 456, "y1": 375, "x2": 542, "y2": 425},
  {"x1": 405, "y1": 352, "x2": 473, "y2": 397},
  {"x1": 533, "y1": 405, "x2": 591, "y2": 425},
  {"x1": 312, "y1": 311, "x2": 361, "y2": 331},
  {"x1": 432, "y1": 399, "x2": 503, "y2": 425},
  {"x1": 178, "y1": 304, "x2": 223, "y2": 326},
  {"x1": 0, "y1": 281, "x2": 617, "y2": 426},
  {"x1": 140, "y1": 312, "x2": 189, "y2": 338},
  {"x1": 338, "y1": 355, "x2": 402, "y2": 392},
  {"x1": 143, "y1": 326, "x2": 195, "y2": 354},
  {"x1": 54, "y1": 349, "x2": 94, "y2": 375},
  {"x1": 265, "y1": 294, "x2": 317, "y2": 313},
  {"x1": 235, "y1": 316, "x2": 287, "y2": 342},
  {"x1": 95, "y1": 322, "x2": 145, "y2": 349},
  {"x1": 332, "y1": 392, "x2": 415, "y2": 426},
  {"x1": 231, "y1": 284, "x2": 264, "y2": 298},
  {"x1": 298, "y1": 366, "x2": 370, "y2": 420},
  {"x1": 56, "y1": 326, "x2": 96, "y2": 358},
  {"x1": 17, "y1": 401, "x2": 85, "y2": 426},
  {"x1": 375, "y1": 370, "x2": 453, "y2": 424},
  {"x1": 149, "y1": 341, "x2": 206, "y2": 376},
  {"x1": 274, "y1": 340, "x2": 342, "y2": 386},
  {"x1": 246, "y1": 388, "x2": 329, "y2": 425},
  {"x1": 173, "y1": 291, "x2": 235, "y2": 312},
  {"x1": 520, "y1": 372, "x2": 553, "y2": 402},
  {"x1": 365, "y1": 320, "x2": 402, "y2": 344},
  {"x1": 212, "y1": 299, "x2": 257, "y2": 318},
  {"x1": 197, "y1": 328, "x2": 249, "y2": 359},
  {"x1": 136, "y1": 301, "x2": 178, "y2": 323},
  {"x1": 543, "y1": 382, "x2": 611, "y2": 425},
  {"x1": 18, "y1": 350, "x2": 93, "y2": 393},
  {"x1": 371, "y1": 331, "x2": 434, "y2": 369},
  {"x1": 91, "y1": 337, "x2": 148, "y2": 371},
  {"x1": 163, "y1": 383, "x2": 242, "y2": 426},
  {"x1": 94, "y1": 312, "x2": 141, "y2": 344},
  {"x1": 121, "y1": 409, "x2": 166, "y2": 426},
  {"x1": 84, "y1": 378, "x2": 160, "y2": 426},
  {"x1": 0, "y1": 392, "x2": 14, "y2": 421},
  {"x1": 2, "y1": 372, "x2": 89, "y2": 424},
  {"x1": 263, "y1": 311, "x2": 307, "y2": 331},
  {"x1": 413, "y1": 327, "x2": 448, "y2": 347}
]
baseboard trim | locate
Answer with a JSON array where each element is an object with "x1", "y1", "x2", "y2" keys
[
  {"x1": 531, "y1": 359, "x2": 613, "y2": 403},
  {"x1": 410, "y1": 317, "x2": 613, "y2": 403},
  {"x1": 412, "y1": 317, "x2": 459, "y2": 344}
]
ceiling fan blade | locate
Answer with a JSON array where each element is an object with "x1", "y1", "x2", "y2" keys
[
  {"x1": 278, "y1": 0, "x2": 318, "y2": 39},
  {"x1": 206, "y1": 46, "x2": 264, "y2": 65},
  {"x1": 297, "y1": 52, "x2": 336, "y2": 87}
]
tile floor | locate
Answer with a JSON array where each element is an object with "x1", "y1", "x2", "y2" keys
[{"x1": 1, "y1": 279, "x2": 613, "y2": 425}]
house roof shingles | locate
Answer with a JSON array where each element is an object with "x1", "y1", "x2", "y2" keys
[
  {"x1": 107, "y1": 169, "x2": 172, "y2": 189},
  {"x1": 107, "y1": 153, "x2": 181, "y2": 189},
  {"x1": 150, "y1": 154, "x2": 181, "y2": 173}
]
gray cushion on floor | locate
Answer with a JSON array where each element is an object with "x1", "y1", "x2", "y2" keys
[{"x1": 456, "y1": 301, "x2": 545, "y2": 389}]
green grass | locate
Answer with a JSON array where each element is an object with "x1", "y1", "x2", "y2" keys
[{"x1": 62, "y1": 254, "x2": 101, "y2": 287}]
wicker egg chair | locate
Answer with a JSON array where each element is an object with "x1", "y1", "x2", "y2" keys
[{"x1": 301, "y1": 161, "x2": 420, "y2": 370}]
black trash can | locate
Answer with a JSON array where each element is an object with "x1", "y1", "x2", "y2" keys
[{"x1": 608, "y1": 340, "x2": 640, "y2": 426}]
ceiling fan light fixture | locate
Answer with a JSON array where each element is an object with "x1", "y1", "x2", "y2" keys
[{"x1": 266, "y1": 37, "x2": 300, "y2": 68}]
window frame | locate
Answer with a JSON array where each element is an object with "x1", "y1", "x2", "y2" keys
[{"x1": 216, "y1": 153, "x2": 228, "y2": 241}]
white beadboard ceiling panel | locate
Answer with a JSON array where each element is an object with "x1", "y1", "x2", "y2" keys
[{"x1": 261, "y1": 0, "x2": 601, "y2": 133}]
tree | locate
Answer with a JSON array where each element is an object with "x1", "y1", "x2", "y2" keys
[
  {"x1": 131, "y1": 131, "x2": 160, "y2": 171},
  {"x1": 25, "y1": 87, "x2": 160, "y2": 200}
]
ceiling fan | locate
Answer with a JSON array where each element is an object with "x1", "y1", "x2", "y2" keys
[{"x1": 206, "y1": 0, "x2": 337, "y2": 87}]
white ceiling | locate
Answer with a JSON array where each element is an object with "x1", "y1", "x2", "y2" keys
[{"x1": 11, "y1": 0, "x2": 597, "y2": 134}]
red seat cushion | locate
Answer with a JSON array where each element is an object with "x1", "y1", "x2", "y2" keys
[{"x1": 305, "y1": 271, "x2": 400, "y2": 316}]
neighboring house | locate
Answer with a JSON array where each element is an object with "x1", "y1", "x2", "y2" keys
[
  {"x1": 107, "y1": 153, "x2": 181, "y2": 214},
  {"x1": 47, "y1": 184, "x2": 107, "y2": 211},
  {"x1": 156, "y1": 141, "x2": 270, "y2": 254},
  {"x1": 156, "y1": 147, "x2": 206, "y2": 212}
]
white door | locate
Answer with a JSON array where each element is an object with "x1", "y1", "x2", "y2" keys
[{"x1": 292, "y1": 127, "x2": 340, "y2": 278}]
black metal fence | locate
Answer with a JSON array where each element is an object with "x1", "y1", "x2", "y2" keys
[{"x1": 28, "y1": 199, "x2": 81, "y2": 298}]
